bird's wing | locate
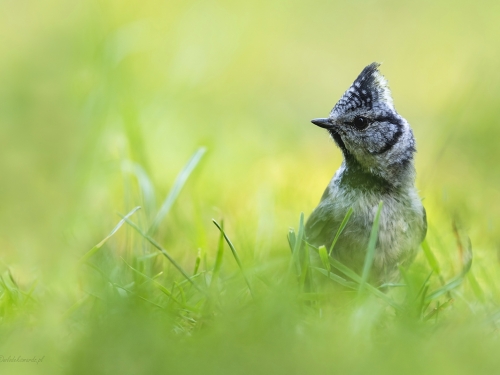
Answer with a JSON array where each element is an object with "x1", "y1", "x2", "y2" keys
[{"x1": 305, "y1": 201, "x2": 341, "y2": 249}]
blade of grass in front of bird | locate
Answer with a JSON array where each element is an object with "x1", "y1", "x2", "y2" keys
[
  {"x1": 212, "y1": 219, "x2": 254, "y2": 297},
  {"x1": 297, "y1": 213, "x2": 314, "y2": 292},
  {"x1": 327, "y1": 255, "x2": 362, "y2": 283},
  {"x1": 121, "y1": 215, "x2": 206, "y2": 295},
  {"x1": 285, "y1": 215, "x2": 303, "y2": 286},
  {"x1": 298, "y1": 241, "x2": 311, "y2": 292},
  {"x1": 148, "y1": 147, "x2": 206, "y2": 236},
  {"x1": 321, "y1": 254, "x2": 402, "y2": 310},
  {"x1": 292, "y1": 213, "x2": 305, "y2": 277},
  {"x1": 80, "y1": 206, "x2": 141, "y2": 263},
  {"x1": 358, "y1": 201, "x2": 383, "y2": 296},
  {"x1": 313, "y1": 267, "x2": 357, "y2": 289},
  {"x1": 328, "y1": 207, "x2": 353, "y2": 256},
  {"x1": 318, "y1": 245, "x2": 330, "y2": 273}
]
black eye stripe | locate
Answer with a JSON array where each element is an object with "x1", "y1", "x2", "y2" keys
[
  {"x1": 373, "y1": 126, "x2": 404, "y2": 154},
  {"x1": 373, "y1": 114, "x2": 404, "y2": 126},
  {"x1": 345, "y1": 114, "x2": 403, "y2": 128}
]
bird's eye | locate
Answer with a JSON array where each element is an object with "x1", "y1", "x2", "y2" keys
[{"x1": 352, "y1": 116, "x2": 370, "y2": 130}]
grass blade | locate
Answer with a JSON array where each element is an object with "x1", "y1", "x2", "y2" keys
[
  {"x1": 358, "y1": 201, "x2": 383, "y2": 295},
  {"x1": 318, "y1": 245, "x2": 330, "y2": 273},
  {"x1": 122, "y1": 161, "x2": 156, "y2": 215},
  {"x1": 421, "y1": 239, "x2": 441, "y2": 275},
  {"x1": 313, "y1": 267, "x2": 357, "y2": 289},
  {"x1": 291, "y1": 213, "x2": 305, "y2": 276},
  {"x1": 308, "y1": 243, "x2": 403, "y2": 311},
  {"x1": 148, "y1": 147, "x2": 206, "y2": 236},
  {"x1": 80, "y1": 206, "x2": 141, "y2": 263},
  {"x1": 212, "y1": 219, "x2": 254, "y2": 297},
  {"x1": 328, "y1": 207, "x2": 353, "y2": 256},
  {"x1": 298, "y1": 241, "x2": 311, "y2": 291},
  {"x1": 193, "y1": 249, "x2": 202, "y2": 275},
  {"x1": 121, "y1": 215, "x2": 206, "y2": 295},
  {"x1": 211, "y1": 220, "x2": 225, "y2": 288},
  {"x1": 329, "y1": 253, "x2": 402, "y2": 311},
  {"x1": 120, "y1": 257, "x2": 191, "y2": 310},
  {"x1": 425, "y1": 244, "x2": 472, "y2": 303},
  {"x1": 287, "y1": 228, "x2": 296, "y2": 253},
  {"x1": 415, "y1": 271, "x2": 433, "y2": 301}
]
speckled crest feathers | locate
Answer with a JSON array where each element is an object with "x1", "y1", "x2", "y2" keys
[{"x1": 330, "y1": 63, "x2": 394, "y2": 117}]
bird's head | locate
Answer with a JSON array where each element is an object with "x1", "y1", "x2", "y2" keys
[{"x1": 312, "y1": 63, "x2": 415, "y2": 177}]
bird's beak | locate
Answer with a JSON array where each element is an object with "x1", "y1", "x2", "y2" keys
[{"x1": 311, "y1": 118, "x2": 333, "y2": 129}]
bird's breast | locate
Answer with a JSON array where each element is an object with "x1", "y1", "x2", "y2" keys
[{"x1": 324, "y1": 181, "x2": 425, "y2": 270}]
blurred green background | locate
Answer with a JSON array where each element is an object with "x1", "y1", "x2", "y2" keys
[{"x1": 1, "y1": 0, "x2": 500, "y2": 373}]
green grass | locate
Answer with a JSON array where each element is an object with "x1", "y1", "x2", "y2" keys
[
  {"x1": 2, "y1": 147, "x2": 495, "y2": 375},
  {"x1": 1, "y1": 0, "x2": 500, "y2": 373}
]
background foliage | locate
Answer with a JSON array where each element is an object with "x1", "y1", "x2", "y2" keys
[{"x1": 1, "y1": 0, "x2": 500, "y2": 373}]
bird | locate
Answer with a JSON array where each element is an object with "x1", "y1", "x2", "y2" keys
[{"x1": 305, "y1": 62, "x2": 426, "y2": 285}]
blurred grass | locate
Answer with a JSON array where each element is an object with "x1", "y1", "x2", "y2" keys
[{"x1": 1, "y1": 0, "x2": 500, "y2": 373}]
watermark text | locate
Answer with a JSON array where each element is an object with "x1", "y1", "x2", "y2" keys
[{"x1": 0, "y1": 355, "x2": 45, "y2": 364}]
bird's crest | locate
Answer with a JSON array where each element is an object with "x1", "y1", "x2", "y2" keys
[{"x1": 330, "y1": 62, "x2": 394, "y2": 117}]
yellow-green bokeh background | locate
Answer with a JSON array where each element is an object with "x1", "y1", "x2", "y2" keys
[
  {"x1": 1, "y1": 0, "x2": 500, "y2": 363},
  {"x1": 0, "y1": 0, "x2": 500, "y2": 374}
]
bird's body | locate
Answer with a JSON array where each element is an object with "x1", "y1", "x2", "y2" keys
[{"x1": 306, "y1": 63, "x2": 426, "y2": 284}]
